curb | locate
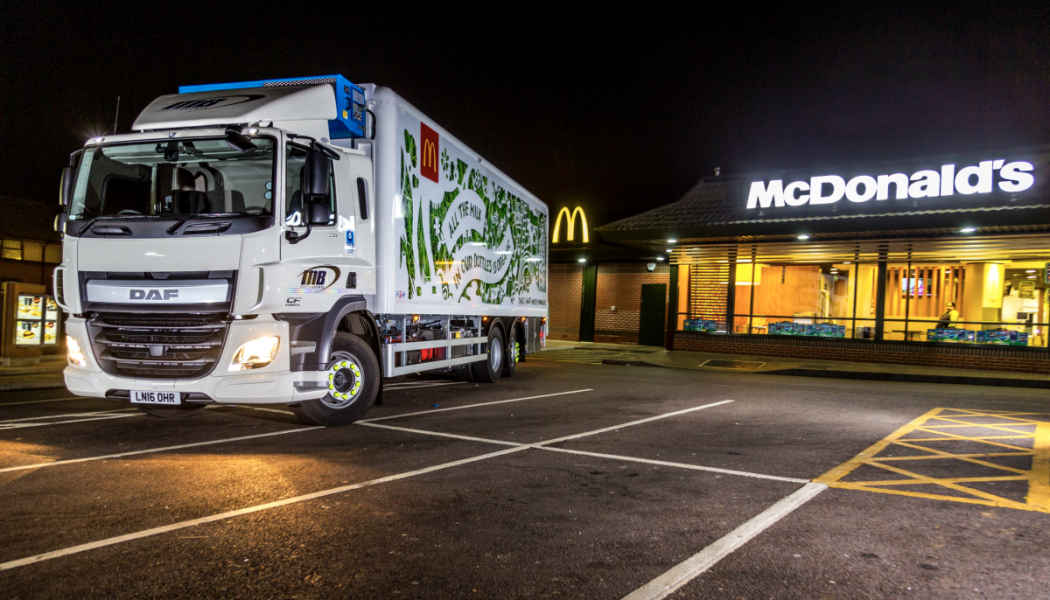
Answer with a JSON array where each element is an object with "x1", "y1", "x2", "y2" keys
[
  {"x1": 760, "y1": 368, "x2": 1050, "y2": 390},
  {"x1": 0, "y1": 380, "x2": 66, "y2": 392}
]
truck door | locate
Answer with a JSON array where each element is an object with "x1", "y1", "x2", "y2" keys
[{"x1": 280, "y1": 142, "x2": 347, "y2": 310}]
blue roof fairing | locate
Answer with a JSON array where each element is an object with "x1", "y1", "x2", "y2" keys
[{"x1": 179, "y1": 75, "x2": 366, "y2": 138}]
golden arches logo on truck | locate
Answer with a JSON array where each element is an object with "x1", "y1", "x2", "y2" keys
[
  {"x1": 552, "y1": 207, "x2": 589, "y2": 243},
  {"x1": 420, "y1": 122, "x2": 439, "y2": 182}
]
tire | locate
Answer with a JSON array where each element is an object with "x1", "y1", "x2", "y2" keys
[
  {"x1": 470, "y1": 326, "x2": 504, "y2": 383},
  {"x1": 503, "y1": 324, "x2": 519, "y2": 377},
  {"x1": 291, "y1": 332, "x2": 380, "y2": 427},
  {"x1": 137, "y1": 404, "x2": 206, "y2": 418}
]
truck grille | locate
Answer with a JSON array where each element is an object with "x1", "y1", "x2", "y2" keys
[{"x1": 88, "y1": 312, "x2": 228, "y2": 379}]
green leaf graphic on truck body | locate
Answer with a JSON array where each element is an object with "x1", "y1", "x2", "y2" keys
[{"x1": 397, "y1": 114, "x2": 547, "y2": 309}]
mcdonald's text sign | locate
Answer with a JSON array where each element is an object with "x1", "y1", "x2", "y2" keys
[{"x1": 420, "y1": 122, "x2": 439, "y2": 182}]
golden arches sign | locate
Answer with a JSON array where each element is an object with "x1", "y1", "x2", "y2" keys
[
  {"x1": 422, "y1": 138, "x2": 438, "y2": 170},
  {"x1": 552, "y1": 207, "x2": 589, "y2": 243}
]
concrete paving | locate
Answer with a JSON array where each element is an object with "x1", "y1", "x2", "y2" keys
[{"x1": 0, "y1": 360, "x2": 1048, "y2": 599}]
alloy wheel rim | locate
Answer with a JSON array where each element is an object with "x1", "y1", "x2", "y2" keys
[{"x1": 322, "y1": 351, "x2": 363, "y2": 409}]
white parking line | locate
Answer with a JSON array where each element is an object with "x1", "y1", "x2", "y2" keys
[
  {"x1": 0, "y1": 413, "x2": 144, "y2": 430},
  {"x1": 0, "y1": 409, "x2": 137, "y2": 424},
  {"x1": 621, "y1": 482, "x2": 827, "y2": 600},
  {"x1": 0, "y1": 397, "x2": 93, "y2": 407},
  {"x1": 0, "y1": 444, "x2": 530, "y2": 572},
  {"x1": 0, "y1": 426, "x2": 321, "y2": 474},
  {"x1": 542, "y1": 447, "x2": 809, "y2": 484},
  {"x1": 360, "y1": 389, "x2": 594, "y2": 423},
  {"x1": 358, "y1": 422, "x2": 522, "y2": 447}
]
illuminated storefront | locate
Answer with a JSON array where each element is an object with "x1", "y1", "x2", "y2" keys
[{"x1": 597, "y1": 147, "x2": 1050, "y2": 373}]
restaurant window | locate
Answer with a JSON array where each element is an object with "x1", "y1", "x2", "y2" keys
[
  {"x1": 22, "y1": 241, "x2": 43, "y2": 262},
  {"x1": 730, "y1": 261, "x2": 880, "y2": 340},
  {"x1": 44, "y1": 245, "x2": 62, "y2": 264},
  {"x1": 2, "y1": 239, "x2": 22, "y2": 260},
  {"x1": 883, "y1": 261, "x2": 1048, "y2": 348}
]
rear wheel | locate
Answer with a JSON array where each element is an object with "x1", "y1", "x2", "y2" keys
[
  {"x1": 470, "y1": 326, "x2": 504, "y2": 383},
  {"x1": 137, "y1": 404, "x2": 206, "y2": 418},
  {"x1": 291, "y1": 333, "x2": 380, "y2": 427},
  {"x1": 503, "y1": 325, "x2": 519, "y2": 377}
]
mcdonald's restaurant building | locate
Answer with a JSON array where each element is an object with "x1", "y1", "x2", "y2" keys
[{"x1": 555, "y1": 146, "x2": 1050, "y2": 375}]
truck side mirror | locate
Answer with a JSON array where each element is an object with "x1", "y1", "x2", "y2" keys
[
  {"x1": 59, "y1": 167, "x2": 75, "y2": 207},
  {"x1": 306, "y1": 201, "x2": 330, "y2": 226},
  {"x1": 302, "y1": 150, "x2": 330, "y2": 198}
]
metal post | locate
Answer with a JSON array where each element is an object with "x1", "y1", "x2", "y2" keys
[{"x1": 874, "y1": 248, "x2": 888, "y2": 341}]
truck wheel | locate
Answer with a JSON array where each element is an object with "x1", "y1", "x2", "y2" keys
[
  {"x1": 137, "y1": 405, "x2": 206, "y2": 418},
  {"x1": 471, "y1": 326, "x2": 504, "y2": 383},
  {"x1": 502, "y1": 325, "x2": 519, "y2": 377},
  {"x1": 291, "y1": 333, "x2": 380, "y2": 427}
]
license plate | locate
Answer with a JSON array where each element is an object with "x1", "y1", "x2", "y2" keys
[{"x1": 131, "y1": 391, "x2": 181, "y2": 405}]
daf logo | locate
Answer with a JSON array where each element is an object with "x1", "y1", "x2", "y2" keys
[
  {"x1": 130, "y1": 289, "x2": 179, "y2": 301},
  {"x1": 158, "y1": 94, "x2": 265, "y2": 112}
]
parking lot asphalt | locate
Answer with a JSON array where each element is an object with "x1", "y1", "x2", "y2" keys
[{"x1": 1, "y1": 358, "x2": 1048, "y2": 599}]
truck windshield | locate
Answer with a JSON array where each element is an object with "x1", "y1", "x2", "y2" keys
[{"x1": 68, "y1": 137, "x2": 276, "y2": 220}]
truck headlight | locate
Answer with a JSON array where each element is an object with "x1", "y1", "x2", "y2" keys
[
  {"x1": 67, "y1": 335, "x2": 86, "y2": 367},
  {"x1": 229, "y1": 336, "x2": 280, "y2": 371}
]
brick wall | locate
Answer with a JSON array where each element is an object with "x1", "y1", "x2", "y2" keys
[
  {"x1": 594, "y1": 263, "x2": 670, "y2": 344},
  {"x1": 674, "y1": 333, "x2": 1050, "y2": 375},
  {"x1": 548, "y1": 263, "x2": 583, "y2": 341}
]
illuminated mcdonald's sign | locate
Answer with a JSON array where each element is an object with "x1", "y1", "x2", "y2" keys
[
  {"x1": 420, "y1": 122, "x2": 439, "y2": 182},
  {"x1": 552, "y1": 206, "x2": 589, "y2": 243}
]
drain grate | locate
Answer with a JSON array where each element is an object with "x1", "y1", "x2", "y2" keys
[{"x1": 700, "y1": 359, "x2": 766, "y2": 370}]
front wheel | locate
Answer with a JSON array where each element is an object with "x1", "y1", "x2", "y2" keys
[
  {"x1": 291, "y1": 332, "x2": 380, "y2": 427},
  {"x1": 470, "y1": 327, "x2": 504, "y2": 383}
]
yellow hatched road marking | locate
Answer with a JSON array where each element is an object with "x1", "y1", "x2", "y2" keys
[{"x1": 817, "y1": 407, "x2": 1050, "y2": 513}]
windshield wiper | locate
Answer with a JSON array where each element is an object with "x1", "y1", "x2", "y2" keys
[{"x1": 166, "y1": 219, "x2": 187, "y2": 235}]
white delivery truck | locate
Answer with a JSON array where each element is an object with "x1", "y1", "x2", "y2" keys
[{"x1": 55, "y1": 75, "x2": 548, "y2": 426}]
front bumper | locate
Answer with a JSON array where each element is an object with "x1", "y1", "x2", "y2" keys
[{"x1": 63, "y1": 316, "x2": 328, "y2": 405}]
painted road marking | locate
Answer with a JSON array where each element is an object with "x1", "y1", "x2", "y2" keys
[
  {"x1": 817, "y1": 407, "x2": 1050, "y2": 513},
  {"x1": 621, "y1": 482, "x2": 827, "y2": 600},
  {"x1": 0, "y1": 445, "x2": 530, "y2": 572},
  {"x1": 0, "y1": 397, "x2": 93, "y2": 407},
  {"x1": 542, "y1": 447, "x2": 809, "y2": 484},
  {"x1": 0, "y1": 413, "x2": 144, "y2": 430},
  {"x1": 0, "y1": 409, "x2": 136, "y2": 424},
  {"x1": 0, "y1": 426, "x2": 321, "y2": 474},
  {"x1": 0, "y1": 398, "x2": 732, "y2": 571},
  {"x1": 360, "y1": 389, "x2": 594, "y2": 423}
]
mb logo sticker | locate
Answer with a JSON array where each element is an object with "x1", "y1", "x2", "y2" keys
[
  {"x1": 130, "y1": 289, "x2": 179, "y2": 301},
  {"x1": 420, "y1": 122, "x2": 439, "y2": 183},
  {"x1": 296, "y1": 265, "x2": 341, "y2": 293}
]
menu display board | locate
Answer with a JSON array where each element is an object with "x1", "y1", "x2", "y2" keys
[
  {"x1": 15, "y1": 320, "x2": 41, "y2": 346},
  {"x1": 45, "y1": 298, "x2": 59, "y2": 321},
  {"x1": 12, "y1": 294, "x2": 58, "y2": 346}
]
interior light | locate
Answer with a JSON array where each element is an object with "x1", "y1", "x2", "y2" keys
[
  {"x1": 667, "y1": 239, "x2": 677, "y2": 243},
  {"x1": 578, "y1": 258, "x2": 587, "y2": 263},
  {"x1": 229, "y1": 336, "x2": 280, "y2": 371},
  {"x1": 66, "y1": 335, "x2": 86, "y2": 367},
  {"x1": 666, "y1": 249, "x2": 673, "y2": 253},
  {"x1": 1027, "y1": 270, "x2": 1037, "y2": 273},
  {"x1": 960, "y1": 227, "x2": 976, "y2": 233},
  {"x1": 656, "y1": 257, "x2": 665, "y2": 261},
  {"x1": 843, "y1": 262, "x2": 852, "y2": 264},
  {"x1": 797, "y1": 235, "x2": 810, "y2": 240},
  {"x1": 1028, "y1": 276, "x2": 1037, "y2": 279}
]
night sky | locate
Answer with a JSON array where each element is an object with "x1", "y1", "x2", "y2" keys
[{"x1": 4, "y1": 3, "x2": 1050, "y2": 228}]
